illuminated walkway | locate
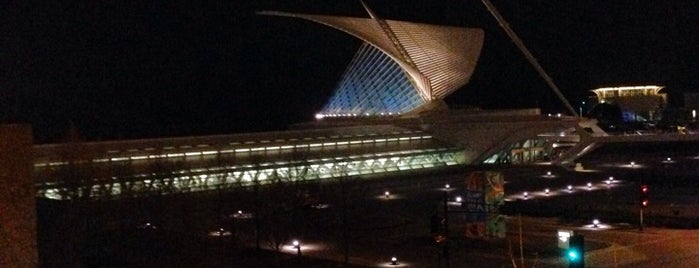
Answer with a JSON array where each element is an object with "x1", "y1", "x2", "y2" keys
[
  {"x1": 32, "y1": 109, "x2": 587, "y2": 200},
  {"x1": 34, "y1": 125, "x2": 462, "y2": 200}
]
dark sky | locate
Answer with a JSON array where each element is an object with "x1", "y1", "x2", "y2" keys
[{"x1": 1, "y1": 0, "x2": 698, "y2": 143}]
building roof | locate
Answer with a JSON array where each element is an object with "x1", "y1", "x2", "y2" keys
[{"x1": 260, "y1": 9, "x2": 484, "y2": 117}]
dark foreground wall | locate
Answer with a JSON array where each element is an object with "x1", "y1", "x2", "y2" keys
[{"x1": 0, "y1": 125, "x2": 38, "y2": 267}]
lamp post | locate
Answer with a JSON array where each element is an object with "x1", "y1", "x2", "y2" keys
[
  {"x1": 293, "y1": 240, "x2": 301, "y2": 256},
  {"x1": 442, "y1": 189, "x2": 450, "y2": 268}
]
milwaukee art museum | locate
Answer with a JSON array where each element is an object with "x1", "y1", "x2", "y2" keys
[
  {"x1": 24, "y1": 7, "x2": 581, "y2": 201},
  {"x1": 258, "y1": 9, "x2": 485, "y2": 118}
]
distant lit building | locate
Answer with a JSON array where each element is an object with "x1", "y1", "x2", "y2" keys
[
  {"x1": 260, "y1": 4, "x2": 484, "y2": 118},
  {"x1": 590, "y1": 85, "x2": 666, "y2": 122}
]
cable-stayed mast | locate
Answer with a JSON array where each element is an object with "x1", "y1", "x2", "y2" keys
[{"x1": 481, "y1": 0, "x2": 579, "y2": 117}]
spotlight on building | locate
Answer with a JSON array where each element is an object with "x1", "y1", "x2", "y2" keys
[
  {"x1": 384, "y1": 191, "x2": 390, "y2": 198},
  {"x1": 391, "y1": 256, "x2": 398, "y2": 265},
  {"x1": 587, "y1": 182, "x2": 592, "y2": 190},
  {"x1": 545, "y1": 188, "x2": 550, "y2": 195},
  {"x1": 523, "y1": 192, "x2": 529, "y2": 199},
  {"x1": 593, "y1": 219, "x2": 600, "y2": 228},
  {"x1": 567, "y1": 185, "x2": 573, "y2": 192}
]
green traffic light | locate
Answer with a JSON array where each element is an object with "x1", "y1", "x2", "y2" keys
[
  {"x1": 568, "y1": 234, "x2": 585, "y2": 268},
  {"x1": 567, "y1": 250, "x2": 578, "y2": 260}
]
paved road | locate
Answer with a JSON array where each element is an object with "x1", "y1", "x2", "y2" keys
[{"x1": 230, "y1": 165, "x2": 699, "y2": 267}]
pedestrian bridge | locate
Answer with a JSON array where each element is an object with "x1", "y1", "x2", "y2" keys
[{"x1": 33, "y1": 109, "x2": 581, "y2": 200}]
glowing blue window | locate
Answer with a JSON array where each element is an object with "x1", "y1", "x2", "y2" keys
[{"x1": 320, "y1": 43, "x2": 424, "y2": 116}]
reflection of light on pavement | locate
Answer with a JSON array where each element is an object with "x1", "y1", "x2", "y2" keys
[
  {"x1": 138, "y1": 222, "x2": 157, "y2": 230},
  {"x1": 310, "y1": 203, "x2": 331, "y2": 209},
  {"x1": 378, "y1": 193, "x2": 402, "y2": 200},
  {"x1": 208, "y1": 228, "x2": 232, "y2": 237},
  {"x1": 581, "y1": 222, "x2": 613, "y2": 230},
  {"x1": 282, "y1": 242, "x2": 324, "y2": 253},
  {"x1": 377, "y1": 259, "x2": 411, "y2": 267},
  {"x1": 541, "y1": 171, "x2": 557, "y2": 179},
  {"x1": 440, "y1": 186, "x2": 455, "y2": 192},
  {"x1": 231, "y1": 210, "x2": 254, "y2": 219},
  {"x1": 619, "y1": 161, "x2": 645, "y2": 169},
  {"x1": 504, "y1": 180, "x2": 625, "y2": 201},
  {"x1": 447, "y1": 201, "x2": 463, "y2": 206}
]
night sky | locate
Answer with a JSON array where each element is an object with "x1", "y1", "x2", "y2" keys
[{"x1": 1, "y1": 0, "x2": 697, "y2": 143}]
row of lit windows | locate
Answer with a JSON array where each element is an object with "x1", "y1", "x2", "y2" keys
[
  {"x1": 37, "y1": 149, "x2": 461, "y2": 200},
  {"x1": 35, "y1": 135, "x2": 434, "y2": 168},
  {"x1": 62, "y1": 130, "x2": 423, "y2": 156}
]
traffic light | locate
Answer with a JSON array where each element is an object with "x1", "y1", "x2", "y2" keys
[
  {"x1": 567, "y1": 234, "x2": 585, "y2": 268},
  {"x1": 640, "y1": 184, "x2": 649, "y2": 208}
]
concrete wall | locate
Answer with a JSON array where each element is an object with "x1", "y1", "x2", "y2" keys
[{"x1": 0, "y1": 124, "x2": 38, "y2": 267}]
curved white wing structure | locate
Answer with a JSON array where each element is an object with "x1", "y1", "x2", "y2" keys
[{"x1": 260, "y1": 10, "x2": 484, "y2": 116}]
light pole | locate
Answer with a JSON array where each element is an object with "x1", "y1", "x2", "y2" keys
[
  {"x1": 442, "y1": 190, "x2": 450, "y2": 268},
  {"x1": 293, "y1": 240, "x2": 301, "y2": 256}
]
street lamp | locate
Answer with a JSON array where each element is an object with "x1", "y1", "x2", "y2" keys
[
  {"x1": 523, "y1": 192, "x2": 529, "y2": 199},
  {"x1": 445, "y1": 184, "x2": 450, "y2": 189},
  {"x1": 455, "y1": 196, "x2": 462, "y2": 203},
  {"x1": 293, "y1": 240, "x2": 301, "y2": 255},
  {"x1": 545, "y1": 188, "x2": 550, "y2": 195},
  {"x1": 384, "y1": 191, "x2": 390, "y2": 198},
  {"x1": 391, "y1": 256, "x2": 398, "y2": 265},
  {"x1": 587, "y1": 182, "x2": 592, "y2": 190},
  {"x1": 567, "y1": 185, "x2": 573, "y2": 192},
  {"x1": 593, "y1": 219, "x2": 600, "y2": 228}
]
